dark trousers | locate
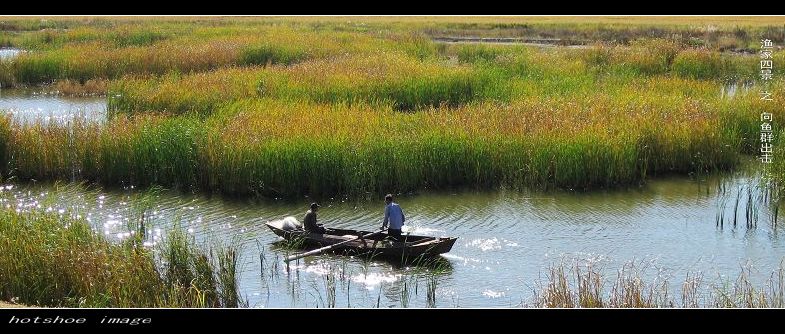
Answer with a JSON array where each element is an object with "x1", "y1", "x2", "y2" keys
[
  {"x1": 307, "y1": 226, "x2": 326, "y2": 234},
  {"x1": 388, "y1": 228, "x2": 402, "y2": 241}
]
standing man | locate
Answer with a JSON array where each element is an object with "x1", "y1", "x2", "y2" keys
[
  {"x1": 304, "y1": 202, "x2": 326, "y2": 234},
  {"x1": 382, "y1": 194, "x2": 405, "y2": 240}
]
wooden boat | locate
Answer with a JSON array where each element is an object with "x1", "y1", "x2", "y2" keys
[{"x1": 265, "y1": 217, "x2": 457, "y2": 262}]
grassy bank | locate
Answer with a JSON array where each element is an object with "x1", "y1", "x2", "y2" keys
[{"x1": 0, "y1": 201, "x2": 244, "y2": 307}]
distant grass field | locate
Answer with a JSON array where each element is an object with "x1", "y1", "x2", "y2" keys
[{"x1": 0, "y1": 16, "x2": 784, "y2": 199}]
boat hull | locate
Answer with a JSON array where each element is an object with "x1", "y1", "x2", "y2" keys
[{"x1": 265, "y1": 220, "x2": 457, "y2": 263}]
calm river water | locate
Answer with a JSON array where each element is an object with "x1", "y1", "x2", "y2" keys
[{"x1": 1, "y1": 165, "x2": 782, "y2": 308}]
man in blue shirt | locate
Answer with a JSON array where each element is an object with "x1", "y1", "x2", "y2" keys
[{"x1": 382, "y1": 194, "x2": 405, "y2": 240}]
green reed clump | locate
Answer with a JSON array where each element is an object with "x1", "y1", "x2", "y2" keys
[
  {"x1": 392, "y1": 33, "x2": 443, "y2": 60},
  {"x1": 4, "y1": 117, "x2": 95, "y2": 181},
  {"x1": 671, "y1": 49, "x2": 726, "y2": 80},
  {"x1": 0, "y1": 206, "x2": 243, "y2": 307},
  {"x1": 162, "y1": 226, "x2": 203, "y2": 294},
  {"x1": 0, "y1": 115, "x2": 9, "y2": 180},
  {"x1": 6, "y1": 39, "x2": 243, "y2": 85},
  {"x1": 161, "y1": 227, "x2": 245, "y2": 307},
  {"x1": 566, "y1": 41, "x2": 763, "y2": 80},
  {"x1": 719, "y1": 84, "x2": 785, "y2": 155},
  {"x1": 237, "y1": 27, "x2": 389, "y2": 67},
  {"x1": 583, "y1": 43, "x2": 614, "y2": 72},
  {"x1": 3, "y1": 38, "x2": 781, "y2": 200},
  {"x1": 103, "y1": 42, "x2": 772, "y2": 118},
  {"x1": 100, "y1": 115, "x2": 203, "y2": 189},
  {"x1": 109, "y1": 51, "x2": 499, "y2": 116},
  {"x1": 453, "y1": 43, "x2": 508, "y2": 64},
  {"x1": 112, "y1": 28, "x2": 168, "y2": 47},
  {"x1": 254, "y1": 52, "x2": 495, "y2": 111},
  {"x1": 108, "y1": 68, "x2": 261, "y2": 116},
  {"x1": 8, "y1": 51, "x2": 69, "y2": 85},
  {"x1": 240, "y1": 44, "x2": 310, "y2": 66},
  {"x1": 2, "y1": 17, "x2": 783, "y2": 86},
  {"x1": 2, "y1": 25, "x2": 396, "y2": 87},
  {"x1": 3, "y1": 114, "x2": 203, "y2": 190},
  {"x1": 0, "y1": 61, "x2": 15, "y2": 88},
  {"x1": 217, "y1": 246, "x2": 242, "y2": 307},
  {"x1": 572, "y1": 39, "x2": 680, "y2": 77}
]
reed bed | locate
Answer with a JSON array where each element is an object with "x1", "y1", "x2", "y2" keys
[
  {"x1": 4, "y1": 39, "x2": 244, "y2": 85},
  {"x1": 4, "y1": 16, "x2": 782, "y2": 52},
  {"x1": 3, "y1": 15, "x2": 778, "y2": 90},
  {"x1": 3, "y1": 80, "x2": 779, "y2": 198},
  {"x1": 2, "y1": 18, "x2": 783, "y2": 199},
  {"x1": 0, "y1": 202, "x2": 244, "y2": 307},
  {"x1": 0, "y1": 25, "x2": 423, "y2": 88},
  {"x1": 105, "y1": 40, "x2": 782, "y2": 116},
  {"x1": 253, "y1": 52, "x2": 489, "y2": 111},
  {"x1": 108, "y1": 67, "x2": 262, "y2": 116},
  {"x1": 108, "y1": 52, "x2": 492, "y2": 115},
  {"x1": 463, "y1": 40, "x2": 779, "y2": 81}
]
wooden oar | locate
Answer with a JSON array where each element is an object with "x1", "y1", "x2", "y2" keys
[{"x1": 284, "y1": 229, "x2": 387, "y2": 263}]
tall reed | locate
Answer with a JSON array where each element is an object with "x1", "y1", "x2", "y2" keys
[{"x1": 0, "y1": 204, "x2": 244, "y2": 307}]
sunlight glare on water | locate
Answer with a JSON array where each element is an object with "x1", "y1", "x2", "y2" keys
[{"x1": 1, "y1": 163, "x2": 783, "y2": 307}]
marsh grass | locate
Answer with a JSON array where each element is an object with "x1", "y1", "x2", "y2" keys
[
  {"x1": 104, "y1": 41, "x2": 780, "y2": 116},
  {"x1": 2, "y1": 81, "x2": 781, "y2": 199},
  {"x1": 2, "y1": 18, "x2": 781, "y2": 87},
  {"x1": 254, "y1": 52, "x2": 492, "y2": 111},
  {"x1": 0, "y1": 198, "x2": 243, "y2": 307},
  {"x1": 2, "y1": 19, "x2": 784, "y2": 200},
  {"x1": 0, "y1": 116, "x2": 9, "y2": 181},
  {"x1": 0, "y1": 24, "x2": 428, "y2": 88},
  {"x1": 50, "y1": 78, "x2": 109, "y2": 96},
  {"x1": 532, "y1": 260, "x2": 785, "y2": 308},
  {"x1": 712, "y1": 262, "x2": 785, "y2": 308},
  {"x1": 109, "y1": 52, "x2": 494, "y2": 115}
]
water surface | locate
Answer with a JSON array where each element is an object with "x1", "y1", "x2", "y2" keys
[
  {"x1": 2, "y1": 164, "x2": 782, "y2": 308},
  {"x1": 0, "y1": 88, "x2": 106, "y2": 123},
  {"x1": 0, "y1": 48, "x2": 21, "y2": 60}
]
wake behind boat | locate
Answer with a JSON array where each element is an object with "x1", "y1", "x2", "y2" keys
[{"x1": 265, "y1": 217, "x2": 457, "y2": 263}]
